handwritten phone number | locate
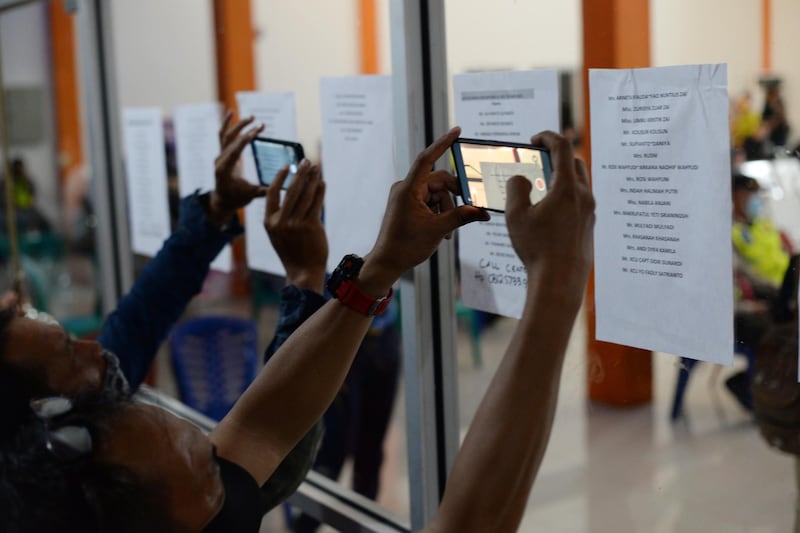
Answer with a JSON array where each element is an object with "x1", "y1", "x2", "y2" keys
[{"x1": 475, "y1": 271, "x2": 528, "y2": 288}]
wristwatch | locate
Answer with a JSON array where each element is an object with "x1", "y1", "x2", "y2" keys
[{"x1": 327, "y1": 254, "x2": 394, "y2": 317}]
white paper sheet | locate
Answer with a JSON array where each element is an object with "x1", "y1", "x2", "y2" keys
[
  {"x1": 320, "y1": 75, "x2": 394, "y2": 272},
  {"x1": 121, "y1": 108, "x2": 171, "y2": 257},
  {"x1": 235, "y1": 92, "x2": 298, "y2": 275},
  {"x1": 453, "y1": 70, "x2": 560, "y2": 318},
  {"x1": 590, "y1": 64, "x2": 734, "y2": 364},
  {"x1": 173, "y1": 103, "x2": 231, "y2": 273}
]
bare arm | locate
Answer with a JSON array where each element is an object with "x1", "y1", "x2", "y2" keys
[
  {"x1": 210, "y1": 127, "x2": 489, "y2": 485},
  {"x1": 424, "y1": 132, "x2": 595, "y2": 533}
]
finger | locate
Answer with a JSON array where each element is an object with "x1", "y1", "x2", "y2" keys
[
  {"x1": 310, "y1": 180, "x2": 326, "y2": 221},
  {"x1": 427, "y1": 187, "x2": 456, "y2": 217},
  {"x1": 505, "y1": 175, "x2": 533, "y2": 214},
  {"x1": 219, "y1": 109, "x2": 234, "y2": 145},
  {"x1": 427, "y1": 169, "x2": 462, "y2": 195},
  {"x1": 294, "y1": 165, "x2": 321, "y2": 218},
  {"x1": 266, "y1": 165, "x2": 290, "y2": 216},
  {"x1": 530, "y1": 131, "x2": 576, "y2": 189},
  {"x1": 281, "y1": 159, "x2": 312, "y2": 217},
  {"x1": 407, "y1": 127, "x2": 461, "y2": 185},
  {"x1": 436, "y1": 192, "x2": 457, "y2": 240},
  {"x1": 436, "y1": 205, "x2": 491, "y2": 236},
  {"x1": 575, "y1": 157, "x2": 590, "y2": 185},
  {"x1": 222, "y1": 115, "x2": 255, "y2": 148},
  {"x1": 217, "y1": 123, "x2": 264, "y2": 177},
  {"x1": 247, "y1": 184, "x2": 269, "y2": 200}
]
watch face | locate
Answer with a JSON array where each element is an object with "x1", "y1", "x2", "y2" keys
[{"x1": 327, "y1": 254, "x2": 364, "y2": 295}]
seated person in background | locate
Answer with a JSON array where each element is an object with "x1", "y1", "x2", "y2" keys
[
  {"x1": 0, "y1": 112, "x2": 321, "y2": 515},
  {"x1": 728, "y1": 173, "x2": 792, "y2": 408},
  {"x1": 2, "y1": 129, "x2": 593, "y2": 533},
  {"x1": 0, "y1": 158, "x2": 51, "y2": 233}
]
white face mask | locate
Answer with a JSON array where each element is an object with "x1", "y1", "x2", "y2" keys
[{"x1": 745, "y1": 194, "x2": 763, "y2": 221}]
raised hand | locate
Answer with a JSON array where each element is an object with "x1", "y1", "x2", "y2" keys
[
  {"x1": 208, "y1": 110, "x2": 268, "y2": 227},
  {"x1": 264, "y1": 160, "x2": 328, "y2": 293},
  {"x1": 505, "y1": 131, "x2": 595, "y2": 297},
  {"x1": 359, "y1": 127, "x2": 490, "y2": 295}
]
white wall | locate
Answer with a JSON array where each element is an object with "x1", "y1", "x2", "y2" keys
[
  {"x1": 651, "y1": 0, "x2": 761, "y2": 106},
  {"x1": 0, "y1": 3, "x2": 59, "y2": 226},
  {"x1": 110, "y1": 0, "x2": 217, "y2": 110},
  {"x1": 772, "y1": 0, "x2": 800, "y2": 147},
  {"x1": 445, "y1": 0, "x2": 582, "y2": 73},
  {"x1": 443, "y1": 0, "x2": 583, "y2": 128},
  {"x1": 107, "y1": 1, "x2": 800, "y2": 152},
  {"x1": 653, "y1": 0, "x2": 800, "y2": 148},
  {"x1": 253, "y1": 0, "x2": 364, "y2": 160}
]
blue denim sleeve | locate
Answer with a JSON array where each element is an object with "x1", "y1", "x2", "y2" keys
[
  {"x1": 260, "y1": 284, "x2": 326, "y2": 509},
  {"x1": 263, "y1": 285, "x2": 327, "y2": 363},
  {"x1": 98, "y1": 192, "x2": 242, "y2": 389}
]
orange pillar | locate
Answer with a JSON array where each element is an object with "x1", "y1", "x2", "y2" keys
[
  {"x1": 582, "y1": 0, "x2": 653, "y2": 406},
  {"x1": 359, "y1": 0, "x2": 379, "y2": 74},
  {"x1": 213, "y1": 0, "x2": 256, "y2": 295},
  {"x1": 49, "y1": 2, "x2": 83, "y2": 181},
  {"x1": 762, "y1": 0, "x2": 772, "y2": 72},
  {"x1": 213, "y1": 0, "x2": 257, "y2": 115}
]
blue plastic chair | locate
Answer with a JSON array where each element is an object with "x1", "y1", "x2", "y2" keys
[
  {"x1": 170, "y1": 317, "x2": 259, "y2": 421},
  {"x1": 670, "y1": 346, "x2": 755, "y2": 421}
]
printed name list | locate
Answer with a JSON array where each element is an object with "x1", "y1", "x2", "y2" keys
[{"x1": 590, "y1": 64, "x2": 733, "y2": 365}]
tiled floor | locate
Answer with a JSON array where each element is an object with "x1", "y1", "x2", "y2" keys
[{"x1": 160, "y1": 293, "x2": 797, "y2": 532}]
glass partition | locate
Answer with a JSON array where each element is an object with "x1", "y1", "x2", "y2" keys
[
  {"x1": 0, "y1": 1, "x2": 105, "y2": 337},
  {"x1": 443, "y1": 0, "x2": 798, "y2": 531}
]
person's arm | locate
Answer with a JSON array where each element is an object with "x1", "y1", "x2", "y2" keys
[
  {"x1": 423, "y1": 132, "x2": 595, "y2": 533},
  {"x1": 98, "y1": 113, "x2": 267, "y2": 389},
  {"x1": 259, "y1": 162, "x2": 329, "y2": 509},
  {"x1": 210, "y1": 127, "x2": 490, "y2": 485},
  {"x1": 262, "y1": 159, "x2": 329, "y2": 363}
]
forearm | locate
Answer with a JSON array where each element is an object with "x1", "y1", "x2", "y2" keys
[
  {"x1": 430, "y1": 272, "x2": 583, "y2": 533},
  {"x1": 212, "y1": 298, "x2": 376, "y2": 484},
  {"x1": 99, "y1": 193, "x2": 236, "y2": 387}
]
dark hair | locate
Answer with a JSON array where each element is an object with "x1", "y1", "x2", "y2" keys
[
  {"x1": 732, "y1": 173, "x2": 759, "y2": 193},
  {"x1": 0, "y1": 307, "x2": 50, "y2": 442},
  {"x1": 1, "y1": 399, "x2": 181, "y2": 533}
]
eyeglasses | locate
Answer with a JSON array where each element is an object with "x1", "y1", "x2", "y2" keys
[{"x1": 29, "y1": 396, "x2": 93, "y2": 461}]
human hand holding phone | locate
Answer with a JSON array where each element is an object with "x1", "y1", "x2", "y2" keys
[{"x1": 451, "y1": 138, "x2": 552, "y2": 213}]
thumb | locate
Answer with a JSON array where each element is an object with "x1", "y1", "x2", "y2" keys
[
  {"x1": 437, "y1": 205, "x2": 490, "y2": 235},
  {"x1": 505, "y1": 175, "x2": 532, "y2": 214}
]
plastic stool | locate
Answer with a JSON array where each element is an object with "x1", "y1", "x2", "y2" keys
[{"x1": 170, "y1": 316, "x2": 259, "y2": 421}]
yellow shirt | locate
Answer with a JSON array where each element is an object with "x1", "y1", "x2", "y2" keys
[{"x1": 732, "y1": 218, "x2": 790, "y2": 287}]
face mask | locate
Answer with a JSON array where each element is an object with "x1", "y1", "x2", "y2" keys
[
  {"x1": 101, "y1": 350, "x2": 130, "y2": 399},
  {"x1": 745, "y1": 195, "x2": 762, "y2": 221}
]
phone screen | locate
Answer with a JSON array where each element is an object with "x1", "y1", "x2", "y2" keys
[
  {"x1": 251, "y1": 138, "x2": 303, "y2": 188},
  {"x1": 453, "y1": 140, "x2": 551, "y2": 212}
]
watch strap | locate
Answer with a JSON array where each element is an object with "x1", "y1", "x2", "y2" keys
[{"x1": 333, "y1": 280, "x2": 393, "y2": 317}]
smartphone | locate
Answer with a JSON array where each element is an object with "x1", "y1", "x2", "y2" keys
[
  {"x1": 451, "y1": 138, "x2": 552, "y2": 213},
  {"x1": 250, "y1": 137, "x2": 305, "y2": 188}
]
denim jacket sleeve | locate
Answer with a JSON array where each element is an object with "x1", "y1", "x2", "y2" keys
[
  {"x1": 263, "y1": 285, "x2": 327, "y2": 364},
  {"x1": 98, "y1": 192, "x2": 242, "y2": 389},
  {"x1": 260, "y1": 284, "x2": 327, "y2": 510}
]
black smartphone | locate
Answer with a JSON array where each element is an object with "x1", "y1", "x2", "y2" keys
[
  {"x1": 451, "y1": 138, "x2": 552, "y2": 213},
  {"x1": 250, "y1": 137, "x2": 305, "y2": 188}
]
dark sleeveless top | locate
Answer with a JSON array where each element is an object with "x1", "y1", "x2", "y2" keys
[{"x1": 202, "y1": 453, "x2": 265, "y2": 533}]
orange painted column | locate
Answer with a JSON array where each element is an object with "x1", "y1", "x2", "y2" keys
[
  {"x1": 359, "y1": 0, "x2": 379, "y2": 74},
  {"x1": 49, "y1": 3, "x2": 83, "y2": 181},
  {"x1": 582, "y1": 0, "x2": 653, "y2": 406},
  {"x1": 762, "y1": 0, "x2": 772, "y2": 72},
  {"x1": 213, "y1": 0, "x2": 257, "y2": 295}
]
